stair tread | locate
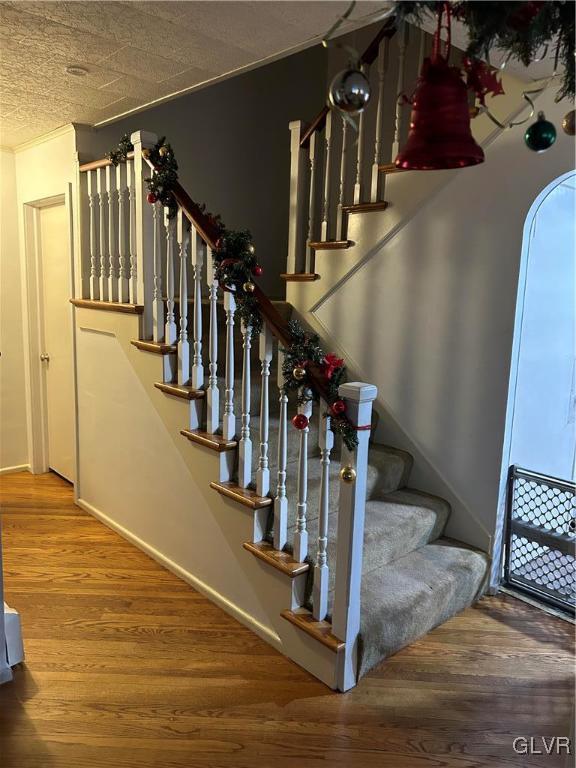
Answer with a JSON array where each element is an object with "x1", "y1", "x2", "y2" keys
[
  {"x1": 132, "y1": 339, "x2": 177, "y2": 355},
  {"x1": 378, "y1": 163, "x2": 407, "y2": 174},
  {"x1": 211, "y1": 482, "x2": 272, "y2": 509},
  {"x1": 154, "y1": 382, "x2": 205, "y2": 400},
  {"x1": 281, "y1": 608, "x2": 345, "y2": 653},
  {"x1": 308, "y1": 240, "x2": 352, "y2": 250},
  {"x1": 180, "y1": 429, "x2": 237, "y2": 452},
  {"x1": 243, "y1": 541, "x2": 308, "y2": 576},
  {"x1": 71, "y1": 299, "x2": 144, "y2": 314},
  {"x1": 281, "y1": 273, "x2": 320, "y2": 282},
  {"x1": 356, "y1": 539, "x2": 488, "y2": 677},
  {"x1": 342, "y1": 201, "x2": 389, "y2": 214}
]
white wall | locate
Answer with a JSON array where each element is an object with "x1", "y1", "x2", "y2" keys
[
  {"x1": 314, "y1": 87, "x2": 575, "y2": 551},
  {"x1": 0, "y1": 149, "x2": 28, "y2": 471}
]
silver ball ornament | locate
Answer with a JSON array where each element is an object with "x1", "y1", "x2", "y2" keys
[{"x1": 329, "y1": 67, "x2": 371, "y2": 114}]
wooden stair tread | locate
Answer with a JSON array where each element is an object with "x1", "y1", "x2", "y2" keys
[
  {"x1": 243, "y1": 541, "x2": 309, "y2": 576},
  {"x1": 280, "y1": 273, "x2": 320, "y2": 282},
  {"x1": 131, "y1": 339, "x2": 177, "y2": 355},
  {"x1": 180, "y1": 429, "x2": 237, "y2": 452},
  {"x1": 281, "y1": 609, "x2": 345, "y2": 653},
  {"x1": 378, "y1": 163, "x2": 406, "y2": 174},
  {"x1": 211, "y1": 482, "x2": 272, "y2": 509},
  {"x1": 308, "y1": 240, "x2": 352, "y2": 250},
  {"x1": 71, "y1": 299, "x2": 143, "y2": 314},
  {"x1": 342, "y1": 201, "x2": 389, "y2": 214},
  {"x1": 154, "y1": 382, "x2": 205, "y2": 400}
]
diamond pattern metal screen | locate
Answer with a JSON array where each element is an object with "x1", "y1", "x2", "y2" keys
[{"x1": 504, "y1": 467, "x2": 576, "y2": 614}]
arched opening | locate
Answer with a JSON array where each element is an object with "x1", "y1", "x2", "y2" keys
[{"x1": 495, "y1": 171, "x2": 575, "y2": 614}]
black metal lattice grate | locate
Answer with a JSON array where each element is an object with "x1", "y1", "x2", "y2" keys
[{"x1": 504, "y1": 467, "x2": 576, "y2": 614}]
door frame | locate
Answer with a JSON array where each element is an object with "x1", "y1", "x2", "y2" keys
[{"x1": 22, "y1": 186, "x2": 77, "y2": 482}]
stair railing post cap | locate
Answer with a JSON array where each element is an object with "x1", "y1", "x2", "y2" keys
[
  {"x1": 338, "y1": 382, "x2": 378, "y2": 403},
  {"x1": 130, "y1": 130, "x2": 158, "y2": 148}
]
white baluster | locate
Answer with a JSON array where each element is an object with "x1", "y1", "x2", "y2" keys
[
  {"x1": 97, "y1": 167, "x2": 109, "y2": 301},
  {"x1": 287, "y1": 120, "x2": 308, "y2": 275},
  {"x1": 320, "y1": 111, "x2": 333, "y2": 242},
  {"x1": 332, "y1": 382, "x2": 377, "y2": 692},
  {"x1": 106, "y1": 164, "x2": 118, "y2": 302},
  {"x1": 238, "y1": 320, "x2": 252, "y2": 488},
  {"x1": 151, "y1": 202, "x2": 164, "y2": 342},
  {"x1": 370, "y1": 39, "x2": 390, "y2": 203},
  {"x1": 274, "y1": 348, "x2": 288, "y2": 551},
  {"x1": 164, "y1": 209, "x2": 177, "y2": 345},
  {"x1": 305, "y1": 131, "x2": 319, "y2": 271},
  {"x1": 116, "y1": 162, "x2": 129, "y2": 303},
  {"x1": 191, "y1": 233, "x2": 205, "y2": 389},
  {"x1": 313, "y1": 407, "x2": 334, "y2": 621},
  {"x1": 222, "y1": 291, "x2": 236, "y2": 440},
  {"x1": 335, "y1": 117, "x2": 348, "y2": 242},
  {"x1": 127, "y1": 158, "x2": 137, "y2": 304},
  {"x1": 87, "y1": 169, "x2": 99, "y2": 300},
  {"x1": 176, "y1": 210, "x2": 190, "y2": 385},
  {"x1": 256, "y1": 323, "x2": 273, "y2": 497},
  {"x1": 391, "y1": 23, "x2": 409, "y2": 160},
  {"x1": 353, "y1": 64, "x2": 369, "y2": 205},
  {"x1": 293, "y1": 391, "x2": 312, "y2": 563},
  {"x1": 206, "y1": 248, "x2": 219, "y2": 434}
]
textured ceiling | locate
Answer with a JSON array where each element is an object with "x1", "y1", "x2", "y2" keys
[{"x1": 0, "y1": 0, "x2": 382, "y2": 148}]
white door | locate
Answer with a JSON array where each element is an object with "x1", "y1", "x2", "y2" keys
[{"x1": 39, "y1": 203, "x2": 75, "y2": 482}]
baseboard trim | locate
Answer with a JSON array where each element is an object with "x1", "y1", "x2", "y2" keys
[
  {"x1": 76, "y1": 497, "x2": 282, "y2": 651},
  {"x1": 0, "y1": 464, "x2": 30, "y2": 476}
]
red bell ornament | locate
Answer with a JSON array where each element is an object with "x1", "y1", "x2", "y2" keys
[{"x1": 395, "y1": 3, "x2": 484, "y2": 171}]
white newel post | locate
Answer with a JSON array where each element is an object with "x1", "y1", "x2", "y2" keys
[
  {"x1": 274, "y1": 348, "x2": 288, "y2": 551},
  {"x1": 130, "y1": 130, "x2": 158, "y2": 338},
  {"x1": 313, "y1": 407, "x2": 334, "y2": 621},
  {"x1": 293, "y1": 390, "x2": 313, "y2": 563},
  {"x1": 151, "y1": 202, "x2": 164, "y2": 341},
  {"x1": 333, "y1": 382, "x2": 377, "y2": 692},
  {"x1": 222, "y1": 290, "x2": 236, "y2": 440},
  {"x1": 238, "y1": 321, "x2": 252, "y2": 488},
  {"x1": 87, "y1": 169, "x2": 99, "y2": 300},
  {"x1": 176, "y1": 210, "x2": 190, "y2": 385},
  {"x1": 287, "y1": 120, "x2": 307, "y2": 275},
  {"x1": 116, "y1": 162, "x2": 129, "y2": 303},
  {"x1": 256, "y1": 323, "x2": 273, "y2": 497},
  {"x1": 191, "y1": 233, "x2": 205, "y2": 390},
  {"x1": 206, "y1": 246, "x2": 220, "y2": 434},
  {"x1": 164, "y1": 210, "x2": 177, "y2": 345}
]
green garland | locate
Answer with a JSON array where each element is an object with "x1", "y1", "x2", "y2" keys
[
  {"x1": 396, "y1": 1, "x2": 575, "y2": 101},
  {"x1": 107, "y1": 134, "x2": 133, "y2": 166},
  {"x1": 142, "y1": 137, "x2": 179, "y2": 218},
  {"x1": 281, "y1": 320, "x2": 359, "y2": 450}
]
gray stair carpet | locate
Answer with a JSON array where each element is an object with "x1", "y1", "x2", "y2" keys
[{"x1": 185, "y1": 322, "x2": 489, "y2": 682}]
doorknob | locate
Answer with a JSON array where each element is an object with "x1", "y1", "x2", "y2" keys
[{"x1": 40, "y1": 353, "x2": 50, "y2": 362}]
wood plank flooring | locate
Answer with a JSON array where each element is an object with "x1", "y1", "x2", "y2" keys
[{"x1": 0, "y1": 471, "x2": 573, "y2": 768}]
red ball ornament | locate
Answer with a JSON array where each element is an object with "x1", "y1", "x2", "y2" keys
[
  {"x1": 147, "y1": 192, "x2": 157, "y2": 204},
  {"x1": 330, "y1": 399, "x2": 346, "y2": 416},
  {"x1": 253, "y1": 264, "x2": 263, "y2": 276},
  {"x1": 292, "y1": 413, "x2": 309, "y2": 430}
]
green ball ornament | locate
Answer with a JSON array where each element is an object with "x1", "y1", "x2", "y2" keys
[{"x1": 524, "y1": 111, "x2": 557, "y2": 153}]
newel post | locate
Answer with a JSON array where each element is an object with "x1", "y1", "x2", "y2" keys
[
  {"x1": 130, "y1": 130, "x2": 158, "y2": 339},
  {"x1": 332, "y1": 381, "x2": 377, "y2": 692},
  {"x1": 286, "y1": 120, "x2": 307, "y2": 275}
]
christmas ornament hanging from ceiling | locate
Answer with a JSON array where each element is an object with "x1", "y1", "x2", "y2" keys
[
  {"x1": 524, "y1": 111, "x2": 557, "y2": 152},
  {"x1": 329, "y1": 66, "x2": 371, "y2": 114},
  {"x1": 395, "y1": 3, "x2": 484, "y2": 171},
  {"x1": 562, "y1": 110, "x2": 575, "y2": 137}
]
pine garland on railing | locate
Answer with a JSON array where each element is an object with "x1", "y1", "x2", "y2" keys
[{"x1": 105, "y1": 133, "x2": 362, "y2": 449}]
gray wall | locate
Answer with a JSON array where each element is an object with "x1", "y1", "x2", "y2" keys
[{"x1": 89, "y1": 44, "x2": 327, "y2": 297}]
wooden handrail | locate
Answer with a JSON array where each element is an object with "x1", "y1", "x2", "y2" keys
[
  {"x1": 299, "y1": 17, "x2": 397, "y2": 148},
  {"x1": 79, "y1": 152, "x2": 134, "y2": 172}
]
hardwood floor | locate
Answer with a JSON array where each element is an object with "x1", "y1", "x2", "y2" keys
[{"x1": 0, "y1": 471, "x2": 573, "y2": 768}]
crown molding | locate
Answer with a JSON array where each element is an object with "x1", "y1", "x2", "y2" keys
[{"x1": 13, "y1": 123, "x2": 76, "y2": 154}]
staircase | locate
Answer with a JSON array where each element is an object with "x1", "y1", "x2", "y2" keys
[{"x1": 71, "y1": 20, "x2": 492, "y2": 691}]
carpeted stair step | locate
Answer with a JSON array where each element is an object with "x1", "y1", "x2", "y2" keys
[{"x1": 355, "y1": 540, "x2": 489, "y2": 678}]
